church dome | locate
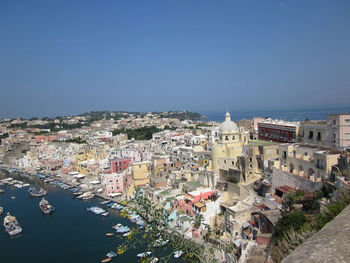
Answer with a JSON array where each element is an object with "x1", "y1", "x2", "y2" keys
[{"x1": 219, "y1": 111, "x2": 239, "y2": 133}]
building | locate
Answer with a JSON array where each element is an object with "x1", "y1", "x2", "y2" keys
[
  {"x1": 298, "y1": 120, "x2": 327, "y2": 146},
  {"x1": 103, "y1": 173, "x2": 124, "y2": 195},
  {"x1": 327, "y1": 113, "x2": 350, "y2": 149},
  {"x1": 132, "y1": 161, "x2": 151, "y2": 187},
  {"x1": 111, "y1": 158, "x2": 131, "y2": 173},
  {"x1": 278, "y1": 143, "x2": 340, "y2": 182},
  {"x1": 258, "y1": 119, "x2": 299, "y2": 143}
]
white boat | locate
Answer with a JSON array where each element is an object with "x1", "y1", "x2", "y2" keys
[
  {"x1": 77, "y1": 192, "x2": 94, "y2": 200},
  {"x1": 101, "y1": 212, "x2": 109, "y2": 216},
  {"x1": 39, "y1": 198, "x2": 55, "y2": 215},
  {"x1": 137, "y1": 251, "x2": 152, "y2": 258},
  {"x1": 174, "y1": 250, "x2": 183, "y2": 258},
  {"x1": 4, "y1": 212, "x2": 22, "y2": 236},
  {"x1": 87, "y1": 206, "x2": 105, "y2": 215},
  {"x1": 0, "y1": 206, "x2": 3, "y2": 215},
  {"x1": 123, "y1": 232, "x2": 130, "y2": 237},
  {"x1": 150, "y1": 258, "x2": 159, "y2": 263}
]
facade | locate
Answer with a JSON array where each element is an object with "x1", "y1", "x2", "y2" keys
[
  {"x1": 211, "y1": 111, "x2": 249, "y2": 175},
  {"x1": 111, "y1": 157, "x2": 131, "y2": 173},
  {"x1": 278, "y1": 143, "x2": 340, "y2": 182},
  {"x1": 298, "y1": 120, "x2": 327, "y2": 146},
  {"x1": 258, "y1": 119, "x2": 299, "y2": 143},
  {"x1": 132, "y1": 161, "x2": 151, "y2": 187},
  {"x1": 103, "y1": 173, "x2": 124, "y2": 195},
  {"x1": 327, "y1": 114, "x2": 350, "y2": 149}
]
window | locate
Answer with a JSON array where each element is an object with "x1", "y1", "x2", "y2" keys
[
  {"x1": 317, "y1": 132, "x2": 321, "y2": 141},
  {"x1": 232, "y1": 136, "x2": 235, "y2": 140},
  {"x1": 225, "y1": 136, "x2": 229, "y2": 141},
  {"x1": 293, "y1": 151, "x2": 296, "y2": 158},
  {"x1": 309, "y1": 131, "x2": 313, "y2": 139}
]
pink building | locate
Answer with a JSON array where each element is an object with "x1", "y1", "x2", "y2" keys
[
  {"x1": 103, "y1": 173, "x2": 124, "y2": 195},
  {"x1": 172, "y1": 188, "x2": 217, "y2": 216},
  {"x1": 327, "y1": 113, "x2": 350, "y2": 149}
]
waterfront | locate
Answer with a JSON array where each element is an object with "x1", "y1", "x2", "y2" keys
[{"x1": 0, "y1": 173, "x2": 180, "y2": 263}]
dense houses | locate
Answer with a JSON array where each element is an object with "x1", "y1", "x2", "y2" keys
[{"x1": 1, "y1": 111, "x2": 350, "y2": 262}]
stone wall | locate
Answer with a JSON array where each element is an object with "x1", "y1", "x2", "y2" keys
[
  {"x1": 282, "y1": 204, "x2": 350, "y2": 263},
  {"x1": 272, "y1": 168, "x2": 322, "y2": 193}
]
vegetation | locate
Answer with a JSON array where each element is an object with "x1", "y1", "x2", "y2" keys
[
  {"x1": 63, "y1": 137, "x2": 87, "y2": 144},
  {"x1": 272, "y1": 188, "x2": 350, "y2": 262},
  {"x1": 0, "y1": 133, "x2": 9, "y2": 144},
  {"x1": 112, "y1": 126, "x2": 162, "y2": 140},
  {"x1": 117, "y1": 190, "x2": 235, "y2": 263}
]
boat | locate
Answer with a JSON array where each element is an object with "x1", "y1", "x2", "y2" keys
[
  {"x1": 100, "y1": 200, "x2": 111, "y2": 205},
  {"x1": 101, "y1": 258, "x2": 111, "y2": 263},
  {"x1": 136, "y1": 251, "x2": 152, "y2": 258},
  {"x1": 150, "y1": 258, "x2": 159, "y2": 263},
  {"x1": 105, "y1": 233, "x2": 114, "y2": 237},
  {"x1": 106, "y1": 251, "x2": 117, "y2": 258},
  {"x1": 153, "y1": 239, "x2": 169, "y2": 248},
  {"x1": 39, "y1": 198, "x2": 55, "y2": 214},
  {"x1": 123, "y1": 232, "x2": 130, "y2": 237},
  {"x1": 3, "y1": 212, "x2": 22, "y2": 236},
  {"x1": 0, "y1": 207, "x2": 3, "y2": 215},
  {"x1": 28, "y1": 186, "x2": 47, "y2": 197},
  {"x1": 87, "y1": 206, "x2": 105, "y2": 215},
  {"x1": 77, "y1": 192, "x2": 94, "y2": 200},
  {"x1": 0, "y1": 189, "x2": 4, "y2": 194},
  {"x1": 101, "y1": 212, "x2": 109, "y2": 216},
  {"x1": 116, "y1": 226, "x2": 130, "y2": 233},
  {"x1": 174, "y1": 250, "x2": 183, "y2": 258}
]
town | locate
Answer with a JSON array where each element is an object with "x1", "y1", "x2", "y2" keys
[{"x1": 1, "y1": 110, "x2": 349, "y2": 262}]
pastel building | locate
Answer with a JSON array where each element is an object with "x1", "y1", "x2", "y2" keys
[
  {"x1": 103, "y1": 173, "x2": 124, "y2": 195},
  {"x1": 327, "y1": 113, "x2": 350, "y2": 149}
]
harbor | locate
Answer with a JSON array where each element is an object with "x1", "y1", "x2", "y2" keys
[{"x1": 0, "y1": 170, "x2": 182, "y2": 263}]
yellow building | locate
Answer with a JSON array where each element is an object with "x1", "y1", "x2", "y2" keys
[
  {"x1": 211, "y1": 111, "x2": 249, "y2": 174},
  {"x1": 132, "y1": 161, "x2": 151, "y2": 187}
]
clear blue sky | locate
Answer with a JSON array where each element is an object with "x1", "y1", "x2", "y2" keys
[{"x1": 1, "y1": 0, "x2": 349, "y2": 118}]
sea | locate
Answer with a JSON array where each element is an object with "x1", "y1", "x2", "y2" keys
[
  {"x1": 203, "y1": 106, "x2": 350, "y2": 122},
  {"x1": 0, "y1": 171, "x2": 181, "y2": 263}
]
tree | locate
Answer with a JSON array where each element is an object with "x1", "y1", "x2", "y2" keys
[{"x1": 117, "y1": 190, "x2": 235, "y2": 262}]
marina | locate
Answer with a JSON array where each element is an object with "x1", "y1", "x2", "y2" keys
[{"x1": 0, "y1": 171, "x2": 183, "y2": 263}]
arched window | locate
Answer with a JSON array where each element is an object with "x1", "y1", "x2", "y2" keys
[{"x1": 225, "y1": 136, "x2": 229, "y2": 141}]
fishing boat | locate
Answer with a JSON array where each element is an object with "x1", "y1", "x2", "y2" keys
[
  {"x1": 116, "y1": 226, "x2": 130, "y2": 233},
  {"x1": 174, "y1": 250, "x2": 183, "y2": 258},
  {"x1": 136, "y1": 251, "x2": 152, "y2": 258},
  {"x1": 87, "y1": 206, "x2": 105, "y2": 215},
  {"x1": 101, "y1": 258, "x2": 111, "y2": 263},
  {"x1": 39, "y1": 198, "x2": 55, "y2": 214},
  {"x1": 106, "y1": 251, "x2": 117, "y2": 258},
  {"x1": 28, "y1": 186, "x2": 47, "y2": 197},
  {"x1": 3, "y1": 212, "x2": 22, "y2": 236},
  {"x1": 153, "y1": 239, "x2": 169, "y2": 248},
  {"x1": 105, "y1": 233, "x2": 114, "y2": 237}
]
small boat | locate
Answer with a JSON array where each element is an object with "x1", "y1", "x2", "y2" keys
[
  {"x1": 100, "y1": 200, "x2": 111, "y2": 205},
  {"x1": 101, "y1": 212, "x2": 109, "y2": 216},
  {"x1": 106, "y1": 251, "x2": 117, "y2": 258},
  {"x1": 116, "y1": 226, "x2": 130, "y2": 233},
  {"x1": 101, "y1": 258, "x2": 111, "y2": 263},
  {"x1": 0, "y1": 207, "x2": 3, "y2": 215},
  {"x1": 0, "y1": 189, "x2": 5, "y2": 193},
  {"x1": 39, "y1": 198, "x2": 55, "y2": 214},
  {"x1": 150, "y1": 258, "x2": 159, "y2": 263},
  {"x1": 87, "y1": 206, "x2": 105, "y2": 215},
  {"x1": 28, "y1": 186, "x2": 47, "y2": 197},
  {"x1": 3, "y1": 212, "x2": 22, "y2": 236},
  {"x1": 137, "y1": 251, "x2": 152, "y2": 258},
  {"x1": 11, "y1": 196, "x2": 16, "y2": 200},
  {"x1": 174, "y1": 250, "x2": 183, "y2": 258},
  {"x1": 105, "y1": 233, "x2": 114, "y2": 237},
  {"x1": 123, "y1": 232, "x2": 130, "y2": 237},
  {"x1": 153, "y1": 239, "x2": 169, "y2": 248}
]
